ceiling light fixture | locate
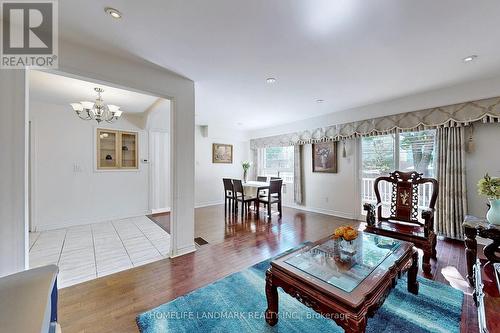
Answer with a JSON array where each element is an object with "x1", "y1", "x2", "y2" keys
[
  {"x1": 463, "y1": 55, "x2": 477, "y2": 63},
  {"x1": 316, "y1": 99, "x2": 325, "y2": 103},
  {"x1": 70, "y1": 88, "x2": 123, "y2": 123},
  {"x1": 266, "y1": 77, "x2": 277, "y2": 84},
  {"x1": 105, "y1": 7, "x2": 122, "y2": 19}
]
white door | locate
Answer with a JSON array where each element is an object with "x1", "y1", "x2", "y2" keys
[{"x1": 149, "y1": 131, "x2": 170, "y2": 213}]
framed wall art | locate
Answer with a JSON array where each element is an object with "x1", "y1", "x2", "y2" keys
[
  {"x1": 312, "y1": 141, "x2": 337, "y2": 173},
  {"x1": 212, "y1": 143, "x2": 233, "y2": 164}
]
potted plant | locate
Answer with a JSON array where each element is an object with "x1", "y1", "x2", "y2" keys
[
  {"x1": 242, "y1": 161, "x2": 251, "y2": 183},
  {"x1": 477, "y1": 174, "x2": 500, "y2": 225}
]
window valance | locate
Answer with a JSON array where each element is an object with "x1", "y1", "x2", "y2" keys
[{"x1": 250, "y1": 96, "x2": 500, "y2": 149}]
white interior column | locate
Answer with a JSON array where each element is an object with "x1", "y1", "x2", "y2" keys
[
  {"x1": 0, "y1": 70, "x2": 28, "y2": 276},
  {"x1": 169, "y1": 97, "x2": 195, "y2": 256}
]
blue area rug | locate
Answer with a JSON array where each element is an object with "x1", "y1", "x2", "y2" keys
[{"x1": 137, "y1": 248, "x2": 463, "y2": 333}]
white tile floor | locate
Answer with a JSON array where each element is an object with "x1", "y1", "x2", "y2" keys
[{"x1": 29, "y1": 216, "x2": 170, "y2": 288}]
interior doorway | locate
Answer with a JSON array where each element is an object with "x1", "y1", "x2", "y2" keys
[{"x1": 27, "y1": 69, "x2": 172, "y2": 287}]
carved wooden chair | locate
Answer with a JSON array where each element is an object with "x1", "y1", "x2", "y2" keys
[{"x1": 363, "y1": 171, "x2": 439, "y2": 274}]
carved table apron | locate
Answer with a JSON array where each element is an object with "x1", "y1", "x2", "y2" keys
[{"x1": 264, "y1": 246, "x2": 419, "y2": 333}]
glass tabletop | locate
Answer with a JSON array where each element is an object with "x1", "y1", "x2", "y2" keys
[{"x1": 285, "y1": 232, "x2": 401, "y2": 292}]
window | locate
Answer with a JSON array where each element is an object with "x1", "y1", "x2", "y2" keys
[
  {"x1": 258, "y1": 146, "x2": 294, "y2": 183},
  {"x1": 360, "y1": 130, "x2": 436, "y2": 214}
]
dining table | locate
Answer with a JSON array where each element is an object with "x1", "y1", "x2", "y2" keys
[{"x1": 242, "y1": 180, "x2": 269, "y2": 198}]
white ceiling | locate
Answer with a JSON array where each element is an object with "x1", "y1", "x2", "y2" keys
[
  {"x1": 29, "y1": 70, "x2": 159, "y2": 113},
  {"x1": 58, "y1": 0, "x2": 500, "y2": 130}
]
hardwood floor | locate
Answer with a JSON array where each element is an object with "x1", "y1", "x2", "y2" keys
[
  {"x1": 147, "y1": 212, "x2": 170, "y2": 234},
  {"x1": 59, "y1": 205, "x2": 487, "y2": 333}
]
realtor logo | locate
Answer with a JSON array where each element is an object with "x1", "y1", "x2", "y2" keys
[{"x1": 1, "y1": 0, "x2": 58, "y2": 68}]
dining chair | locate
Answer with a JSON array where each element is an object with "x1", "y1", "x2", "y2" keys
[
  {"x1": 222, "y1": 178, "x2": 235, "y2": 214},
  {"x1": 232, "y1": 179, "x2": 258, "y2": 218},
  {"x1": 257, "y1": 176, "x2": 267, "y2": 182},
  {"x1": 270, "y1": 177, "x2": 281, "y2": 180},
  {"x1": 257, "y1": 179, "x2": 283, "y2": 220}
]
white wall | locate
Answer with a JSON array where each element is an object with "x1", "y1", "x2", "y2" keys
[
  {"x1": 195, "y1": 125, "x2": 250, "y2": 207},
  {"x1": 282, "y1": 141, "x2": 359, "y2": 219},
  {"x1": 29, "y1": 101, "x2": 150, "y2": 230},
  {"x1": 1, "y1": 40, "x2": 195, "y2": 276},
  {"x1": 466, "y1": 123, "x2": 500, "y2": 217}
]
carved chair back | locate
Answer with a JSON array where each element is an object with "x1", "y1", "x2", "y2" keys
[{"x1": 374, "y1": 171, "x2": 438, "y2": 225}]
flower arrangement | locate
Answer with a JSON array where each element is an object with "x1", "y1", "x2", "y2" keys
[
  {"x1": 242, "y1": 161, "x2": 251, "y2": 182},
  {"x1": 477, "y1": 174, "x2": 500, "y2": 199},
  {"x1": 333, "y1": 225, "x2": 359, "y2": 241},
  {"x1": 242, "y1": 161, "x2": 251, "y2": 172}
]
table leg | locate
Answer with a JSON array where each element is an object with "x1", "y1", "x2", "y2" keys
[
  {"x1": 346, "y1": 316, "x2": 367, "y2": 333},
  {"x1": 408, "y1": 248, "x2": 419, "y2": 295},
  {"x1": 464, "y1": 226, "x2": 478, "y2": 285},
  {"x1": 265, "y1": 269, "x2": 278, "y2": 326}
]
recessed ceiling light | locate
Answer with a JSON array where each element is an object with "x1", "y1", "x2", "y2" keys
[
  {"x1": 105, "y1": 7, "x2": 122, "y2": 19},
  {"x1": 316, "y1": 99, "x2": 325, "y2": 103},
  {"x1": 266, "y1": 77, "x2": 277, "y2": 84},
  {"x1": 463, "y1": 55, "x2": 477, "y2": 63}
]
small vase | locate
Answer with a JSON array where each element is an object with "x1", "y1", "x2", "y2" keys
[
  {"x1": 243, "y1": 170, "x2": 248, "y2": 183},
  {"x1": 486, "y1": 199, "x2": 500, "y2": 225}
]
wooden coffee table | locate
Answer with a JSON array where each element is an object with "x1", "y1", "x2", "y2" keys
[{"x1": 265, "y1": 232, "x2": 419, "y2": 333}]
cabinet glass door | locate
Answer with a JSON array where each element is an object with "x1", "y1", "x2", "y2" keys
[
  {"x1": 97, "y1": 130, "x2": 118, "y2": 169},
  {"x1": 121, "y1": 132, "x2": 138, "y2": 168}
]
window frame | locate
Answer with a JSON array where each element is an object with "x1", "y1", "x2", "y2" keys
[
  {"x1": 257, "y1": 146, "x2": 294, "y2": 184},
  {"x1": 358, "y1": 129, "x2": 437, "y2": 218}
]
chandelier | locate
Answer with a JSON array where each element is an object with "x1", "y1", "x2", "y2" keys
[{"x1": 70, "y1": 88, "x2": 122, "y2": 123}]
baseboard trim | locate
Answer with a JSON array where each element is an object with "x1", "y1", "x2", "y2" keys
[
  {"x1": 151, "y1": 207, "x2": 171, "y2": 214},
  {"x1": 282, "y1": 203, "x2": 356, "y2": 220},
  {"x1": 195, "y1": 201, "x2": 224, "y2": 209},
  {"x1": 170, "y1": 244, "x2": 196, "y2": 258},
  {"x1": 32, "y1": 210, "x2": 151, "y2": 231}
]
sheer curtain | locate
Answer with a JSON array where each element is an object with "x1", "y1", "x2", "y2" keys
[
  {"x1": 436, "y1": 127, "x2": 468, "y2": 239},
  {"x1": 293, "y1": 145, "x2": 303, "y2": 204}
]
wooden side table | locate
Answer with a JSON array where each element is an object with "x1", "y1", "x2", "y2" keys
[{"x1": 463, "y1": 215, "x2": 500, "y2": 285}]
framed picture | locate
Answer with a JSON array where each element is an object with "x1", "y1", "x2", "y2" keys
[
  {"x1": 212, "y1": 143, "x2": 233, "y2": 163},
  {"x1": 312, "y1": 141, "x2": 338, "y2": 173}
]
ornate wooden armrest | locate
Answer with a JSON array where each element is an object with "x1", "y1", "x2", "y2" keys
[
  {"x1": 363, "y1": 202, "x2": 380, "y2": 226},
  {"x1": 421, "y1": 209, "x2": 435, "y2": 234}
]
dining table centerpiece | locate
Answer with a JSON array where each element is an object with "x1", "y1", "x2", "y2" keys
[
  {"x1": 478, "y1": 173, "x2": 500, "y2": 225},
  {"x1": 242, "y1": 161, "x2": 251, "y2": 183}
]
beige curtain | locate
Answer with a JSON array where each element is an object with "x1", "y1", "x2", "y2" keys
[
  {"x1": 293, "y1": 145, "x2": 303, "y2": 204},
  {"x1": 251, "y1": 148, "x2": 258, "y2": 180},
  {"x1": 436, "y1": 127, "x2": 468, "y2": 239}
]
